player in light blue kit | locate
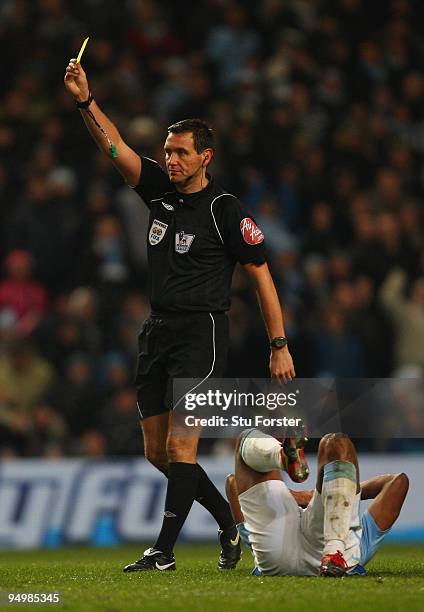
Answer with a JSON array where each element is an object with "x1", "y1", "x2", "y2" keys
[{"x1": 226, "y1": 430, "x2": 409, "y2": 577}]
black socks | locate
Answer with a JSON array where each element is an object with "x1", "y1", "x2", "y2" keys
[
  {"x1": 196, "y1": 464, "x2": 234, "y2": 532},
  {"x1": 157, "y1": 463, "x2": 235, "y2": 529},
  {"x1": 153, "y1": 462, "x2": 235, "y2": 554},
  {"x1": 154, "y1": 462, "x2": 199, "y2": 555}
]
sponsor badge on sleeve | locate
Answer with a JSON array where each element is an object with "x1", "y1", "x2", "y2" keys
[{"x1": 240, "y1": 218, "x2": 264, "y2": 245}]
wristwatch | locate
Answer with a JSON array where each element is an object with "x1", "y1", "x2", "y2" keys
[
  {"x1": 76, "y1": 91, "x2": 93, "y2": 109},
  {"x1": 270, "y1": 336, "x2": 288, "y2": 349}
]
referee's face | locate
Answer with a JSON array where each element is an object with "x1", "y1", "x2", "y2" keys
[{"x1": 164, "y1": 132, "x2": 206, "y2": 187}]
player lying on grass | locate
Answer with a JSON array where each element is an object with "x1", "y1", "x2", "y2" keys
[{"x1": 226, "y1": 429, "x2": 409, "y2": 577}]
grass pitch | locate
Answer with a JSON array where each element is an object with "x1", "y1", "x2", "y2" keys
[{"x1": 0, "y1": 544, "x2": 423, "y2": 611}]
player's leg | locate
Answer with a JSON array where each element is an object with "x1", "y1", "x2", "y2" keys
[
  {"x1": 153, "y1": 413, "x2": 240, "y2": 570},
  {"x1": 235, "y1": 428, "x2": 283, "y2": 494},
  {"x1": 123, "y1": 415, "x2": 201, "y2": 573},
  {"x1": 151, "y1": 415, "x2": 202, "y2": 556},
  {"x1": 141, "y1": 411, "x2": 170, "y2": 475},
  {"x1": 225, "y1": 473, "x2": 258, "y2": 560},
  {"x1": 302, "y1": 433, "x2": 360, "y2": 577},
  {"x1": 233, "y1": 429, "x2": 284, "y2": 556},
  {"x1": 225, "y1": 473, "x2": 244, "y2": 524},
  {"x1": 124, "y1": 321, "x2": 178, "y2": 572},
  {"x1": 142, "y1": 409, "x2": 237, "y2": 543},
  {"x1": 233, "y1": 430, "x2": 301, "y2": 575},
  {"x1": 358, "y1": 473, "x2": 409, "y2": 569},
  {"x1": 141, "y1": 406, "x2": 236, "y2": 529},
  {"x1": 168, "y1": 312, "x2": 240, "y2": 569},
  {"x1": 279, "y1": 422, "x2": 310, "y2": 483},
  {"x1": 317, "y1": 433, "x2": 360, "y2": 576},
  {"x1": 315, "y1": 431, "x2": 360, "y2": 494},
  {"x1": 237, "y1": 427, "x2": 308, "y2": 488},
  {"x1": 133, "y1": 415, "x2": 240, "y2": 571},
  {"x1": 126, "y1": 312, "x2": 237, "y2": 572},
  {"x1": 134, "y1": 318, "x2": 170, "y2": 474},
  {"x1": 229, "y1": 429, "x2": 283, "y2": 534}
]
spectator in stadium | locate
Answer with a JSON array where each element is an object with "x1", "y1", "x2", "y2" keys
[
  {"x1": 313, "y1": 303, "x2": 365, "y2": 377},
  {"x1": 0, "y1": 249, "x2": 48, "y2": 337},
  {"x1": 79, "y1": 429, "x2": 108, "y2": 458},
  {"x1": 0, "y1": 309, "x2": 19, "y2": 355},
  {"x1": 380, "y1": 268, "x2": 424, "y2": 372},
  {"x1": 36, "y1": 291, "x2": 99, "y2": 376},
  {"x1": 100, "y1": 386, "x2": 141, "y2": 456},
  {"x1": 0, "y1": 340, "x2": 55, "y2": 417},
  {"x1": 49, "y1": 352, "x2": 102, "y2": 442},
  {"x1": 7, "y1": 169, "x2": 82, "y2": 293},
  {"x1": 27, "y1": 401, "x2": 68, "y2": 457}
]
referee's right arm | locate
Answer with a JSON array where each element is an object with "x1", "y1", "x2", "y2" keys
[{"x1": 64, "y1": 58, "x2": 141, "y2": 186}]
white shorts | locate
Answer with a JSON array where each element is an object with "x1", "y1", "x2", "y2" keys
[{"x1": 239, "y1": 480, "x2": 362, "y2": 576}]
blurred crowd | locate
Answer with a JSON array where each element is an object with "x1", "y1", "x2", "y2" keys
[{"x1": 1, "y1": 0, "x2": 424, "y2": 457}]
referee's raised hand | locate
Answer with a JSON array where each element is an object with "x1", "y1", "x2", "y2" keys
[{"x1": 64, "y1": 59, "x2": 90, "y2": 103}]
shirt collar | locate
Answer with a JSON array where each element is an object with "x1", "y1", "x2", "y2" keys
[{"x1": 174, "y1": 174, "x2": 214, "y2": 207}]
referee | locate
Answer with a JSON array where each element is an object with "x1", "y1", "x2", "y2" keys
[{"x1": 64, "y1": 58, "x2": 295, "y2": 572}]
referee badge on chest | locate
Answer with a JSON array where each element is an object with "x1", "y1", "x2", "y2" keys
[
  {"x1": 149, "y1": 219, "x2": 168, "y2": 245},
  {"x1": 175, "y1": 230, "x2": 195, "y2": 254}
]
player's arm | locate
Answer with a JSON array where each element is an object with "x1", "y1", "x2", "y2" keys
[
  {"x1": 244, "y1": 262, "x2": 296, "y2": 383},
  {"x1": 360, "y1": 474, "x2": 398, "y2": 499},
  {"x1": 64, "y1": 59, "x2": 141, "y2": 186}
]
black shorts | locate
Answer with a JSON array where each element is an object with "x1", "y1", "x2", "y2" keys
[{"x1": 135, "y1": 312, "x2": 229, "y2": 419}]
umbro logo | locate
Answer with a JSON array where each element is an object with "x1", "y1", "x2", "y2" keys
[
  {"x1": 162, "y1": 201, "x2": 174, "y2": 211},
  {"x1": 164, "y1": 510, "x2": 177, "y2": 518}
]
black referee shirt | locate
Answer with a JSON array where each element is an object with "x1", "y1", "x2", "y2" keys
[{"x1": 133, "y1": 157, "x2": 266, "y2": 313}]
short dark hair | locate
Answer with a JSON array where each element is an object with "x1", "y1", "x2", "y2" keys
[{"x1": 167, "y1": 118, "x2": 215, "y2": 153}]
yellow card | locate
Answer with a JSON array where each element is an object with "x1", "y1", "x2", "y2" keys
[{"x1": 76, "y1": 37, "x2": 90, "y2": 64}]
